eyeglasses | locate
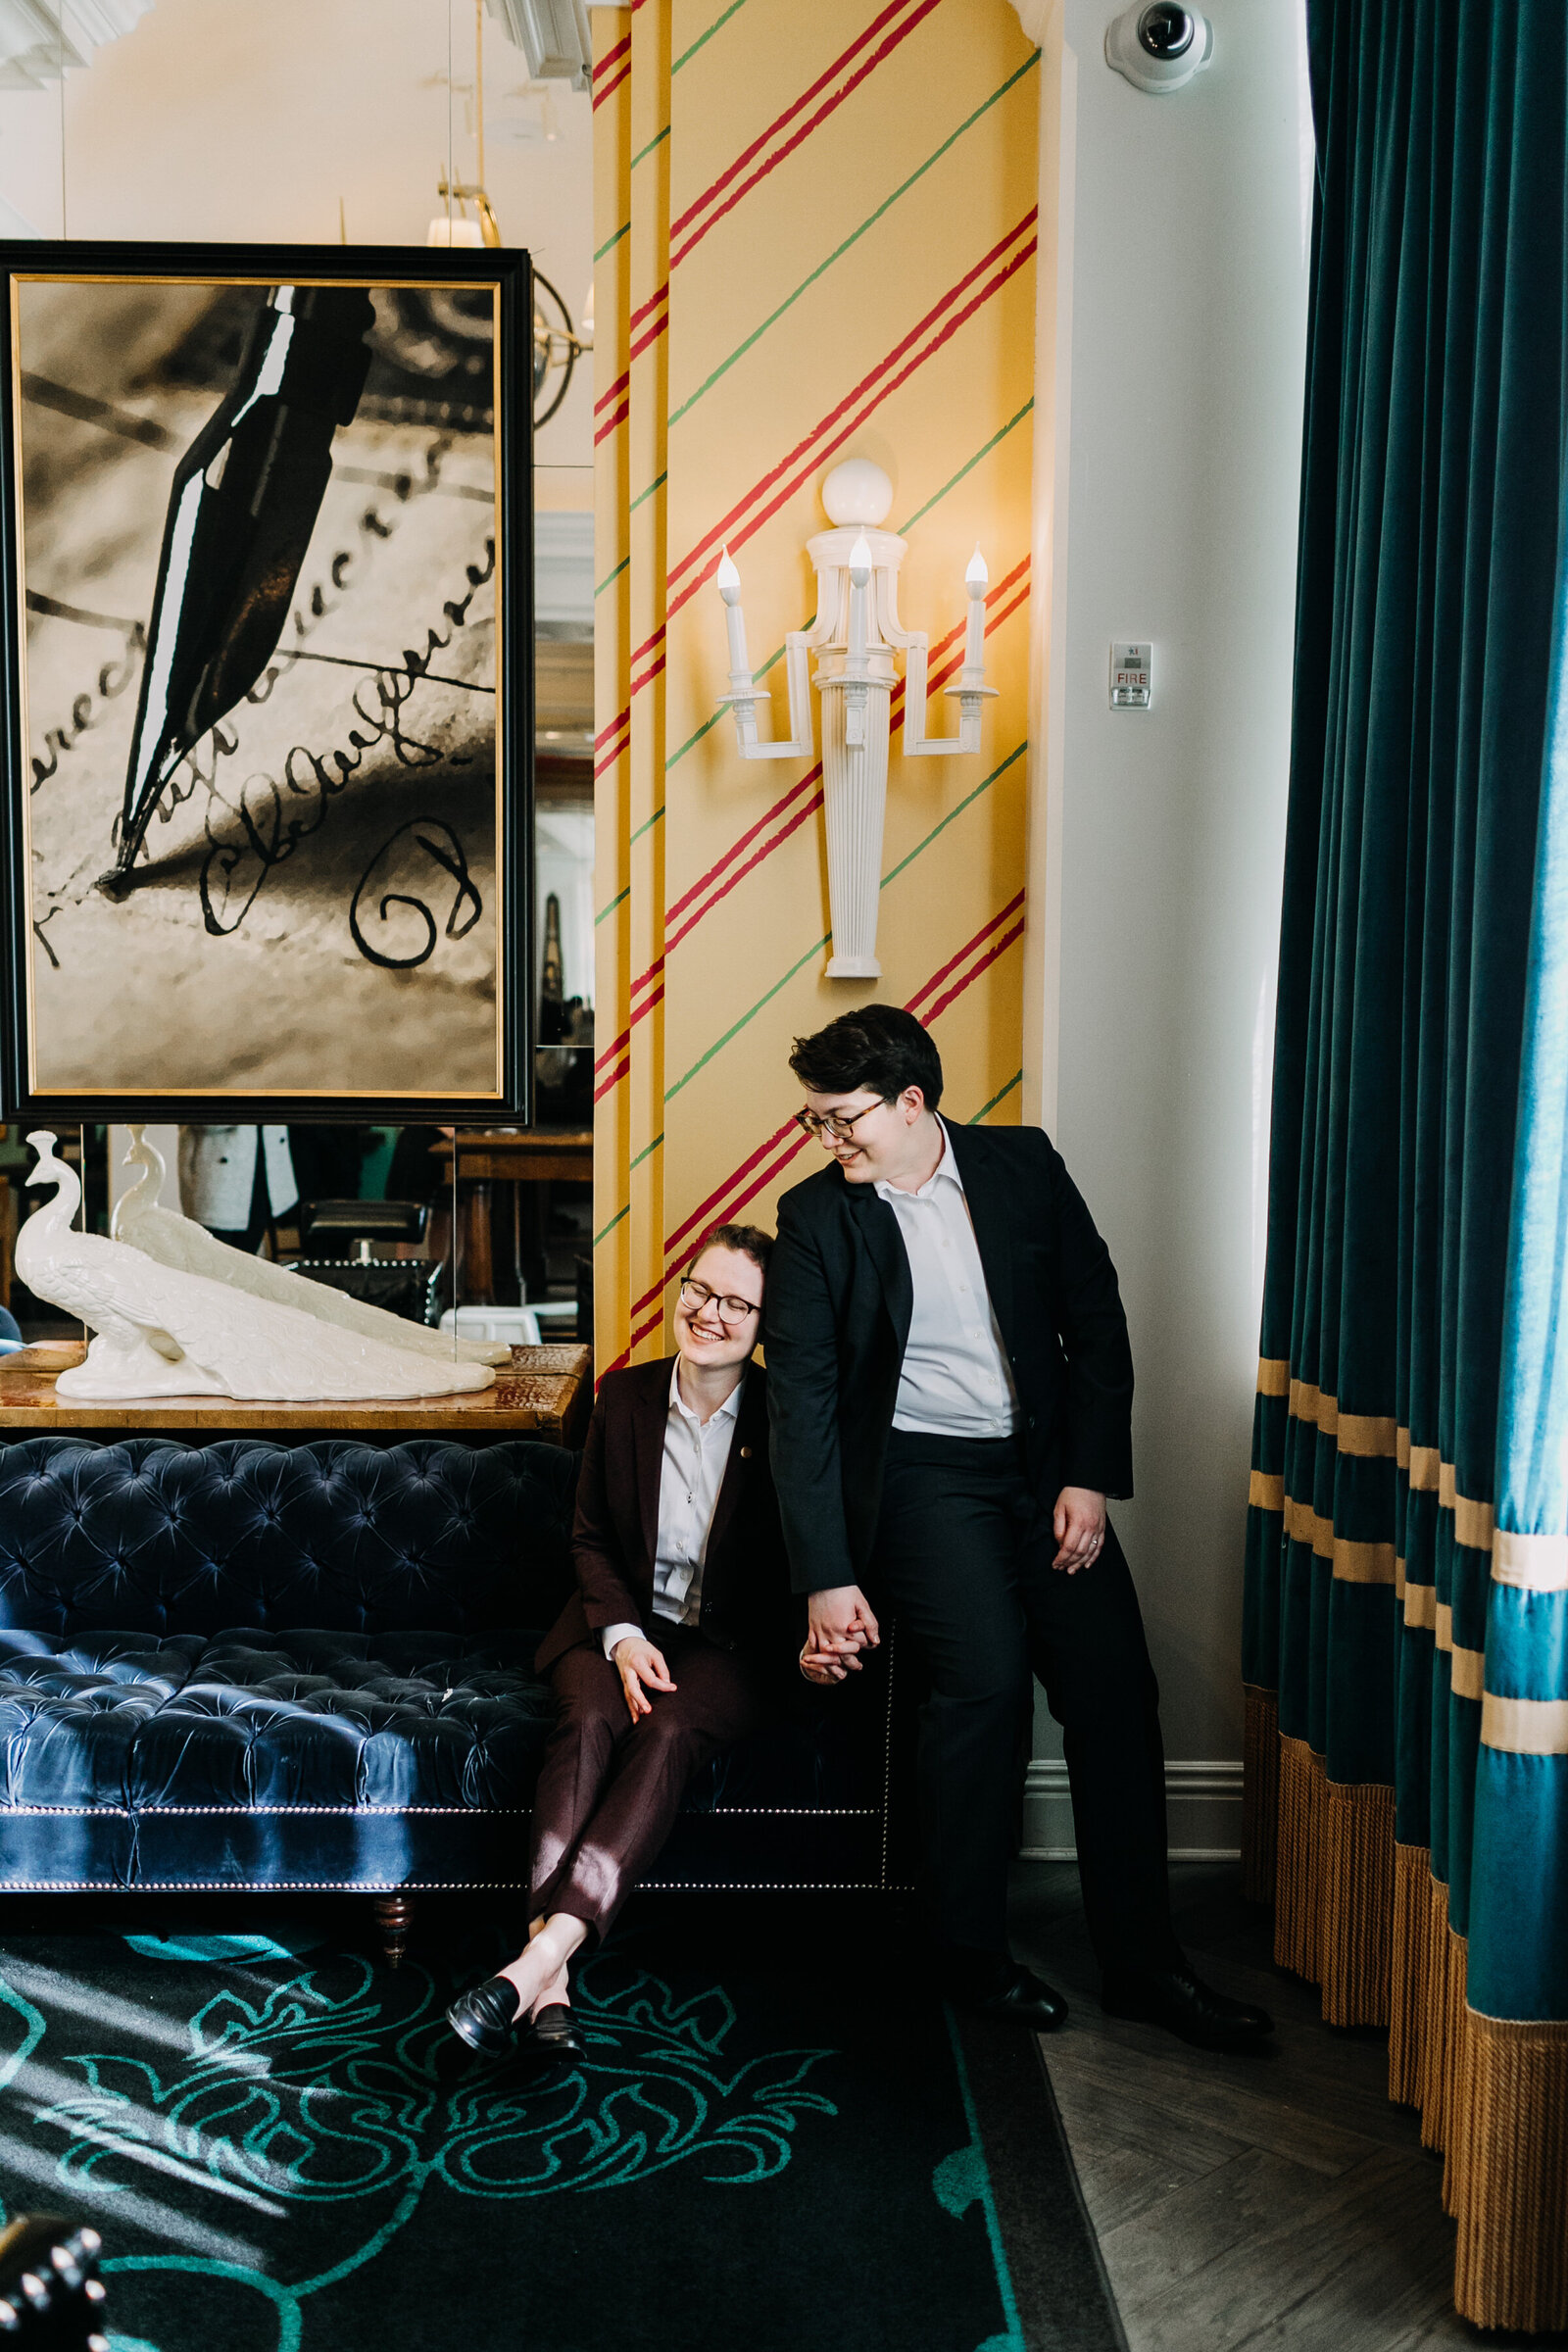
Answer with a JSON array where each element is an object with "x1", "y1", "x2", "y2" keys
[
  {"x1": 794, "y1": 1099, "x2": 888, "y2": 1143},
  {"x1": 676, "y1": 1276, "x2": 761, "y2": 1325}
]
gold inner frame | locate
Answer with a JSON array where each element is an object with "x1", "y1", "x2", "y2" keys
[{"x1": 9, "y1": 269, "x2": 511, "y2": 1102}]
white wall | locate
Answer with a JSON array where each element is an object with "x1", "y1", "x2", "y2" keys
[
  {"x1": 1024, "y1": 0, "x2": 1312, "y2": 1854},
  {"x1": 0, "y1": 0, "x2": 593, "y2": 488}
]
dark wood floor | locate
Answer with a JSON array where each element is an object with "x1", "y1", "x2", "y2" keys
[{"x1": 1007, "y1": 1859, "x2": 1568, "y2": 2351}]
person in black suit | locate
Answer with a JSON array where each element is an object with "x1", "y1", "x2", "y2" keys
[
  {"x1": 766, "y1": 1004, "x2": 1271, "y2": 2051},
  {"x1": 447, "y1": 1222, "x2": 791, "y2": 2063}
]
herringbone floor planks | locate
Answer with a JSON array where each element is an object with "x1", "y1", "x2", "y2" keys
[{"x1": 1008, "y1": 1860, "x2": 1568, "y2": 2351}]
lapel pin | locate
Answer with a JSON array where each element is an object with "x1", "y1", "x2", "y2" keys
[{"x1": 740, "y1": 1446, "x2": 753, "y2": 1458}]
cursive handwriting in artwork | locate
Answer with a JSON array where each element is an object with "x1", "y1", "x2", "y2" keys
[
  {"x1": 198, "y1": 538, "x2": 496, "y2": 950},
  {"x1": 349, "y1": 819, "x2": 482, "y2": 968},
  {"x1": 28, "y1": 620, "x2": 145, "y2": 795}
]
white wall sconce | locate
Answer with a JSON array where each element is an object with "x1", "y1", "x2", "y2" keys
[{"x1": 714, "y1": 457, "x2": 994, "y2": 978}]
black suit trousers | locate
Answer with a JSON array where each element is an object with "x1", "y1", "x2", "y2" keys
[{"x1": 871, "y1": 1430, "x2": 1180, "y2": 1974}]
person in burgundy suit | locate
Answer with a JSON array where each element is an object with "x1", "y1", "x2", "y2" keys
[{"x1": 447, "y1": 1221, "x2": 792, "y2": 2063}]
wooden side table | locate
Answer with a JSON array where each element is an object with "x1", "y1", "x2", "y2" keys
[
  {"x1": 0, "y1": 1342, "x2": 591, "y2": 1448},
  {"x1": 434, "y1": 1130, "x2": 593, "y2": 1307}
]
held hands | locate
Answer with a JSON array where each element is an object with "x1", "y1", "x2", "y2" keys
[
  {"x1": 1053, "y1": 1486, "x2": 1107, "y2": 1572},
  {"x1": 612, "y1": 1635, "x2": 677, "y2": 1722},
  {"x1": 799, "y1": 1585, "x2": 880, "y2": 1685}
]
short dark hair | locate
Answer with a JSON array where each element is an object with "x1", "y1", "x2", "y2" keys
[
  {"x1": 692, "y1": 1221, "x2": 772, "y2": 1278},
  {"x1": 788, "y1": 1004, "x2": 944, "y2": 1114}
]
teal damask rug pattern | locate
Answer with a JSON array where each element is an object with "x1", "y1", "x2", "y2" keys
[{"x1": 0, "y1": 1905, "x2": 1122, "y2": 2352}]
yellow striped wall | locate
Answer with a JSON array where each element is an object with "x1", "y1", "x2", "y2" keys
[{"x1": 592, "y1": 0, "x2": 1039, "y2": 1368}]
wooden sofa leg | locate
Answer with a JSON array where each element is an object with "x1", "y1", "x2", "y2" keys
[{"x1": 373, "y1": 1892, "x2": 415, "y2": 1968}]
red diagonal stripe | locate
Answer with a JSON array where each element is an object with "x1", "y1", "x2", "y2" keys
[
  {"x1": 628, "y1": 651, "x2": 666, "y2": 703},
  {"x1": 667, "y1": 767, "x2": 822, "y2": 925},
  {"x1": 593, "y1": 1052, "x2": 631, "y2": 1104},
  {"x1": 628, "y1": 277, "x2": 669, "y2": 335},
  {"x1": 667, "y1": 215, "x2": 1036, "y2": 599},
  {"x1": 907, "y1": 891, "x2": 1025, "y2": 1013},
  {"x1": 670, "y1": 0, "x2": 928, "y2": 242},
  {"x1": 594, "y1": 29, "x2": 631, "y2": 80},
  {"x1": 647, "y1": 1114, "x2": 805, "y2": 1304},
  {"x1": 595, "y1": 368, "x2": 630, "y2": 418},
  {"x1": 593, "y1": 398, "x2": 630, "y2": 448},
  {"x1": 669, "y1": 0, "x2": 945, "y2": 273},
  {"x1": 920, "y1": 916, "x2": 1024, "y2": 1025},
  {"x1": 595, "y1": 1022, "x2": 630, "y2": 1074},
  {"x1": 626, "y1": 306, "x2": 669, "y2": 371},
  {"x1": 666, "y1": 786, "x2": 823, "y2": 955},
  {"x1": 595, "y1": 700, "x2": 632, "y2": 754},
  {"x1": 593, "y1": 56, "x2": 631, "y2": 110}
]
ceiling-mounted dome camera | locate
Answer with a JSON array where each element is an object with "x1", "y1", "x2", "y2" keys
[{"x1": 1105, "y1": 4, "x2": 1213, "y2": 92}]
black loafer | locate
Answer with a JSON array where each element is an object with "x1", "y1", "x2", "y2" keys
[
  {"x1": 447, "y1": 1975, "x2": 525, "y2": 2057},
  {"x1": 1101, "y1": 1961, "x2": 1274, "y2": 2052},
  {"x1": 524, "y1": 2001, "x2": 585, "y2": 2067},
  {"x1": 950, "y1": 1961, "x2": 1068, "y2": 2034}
]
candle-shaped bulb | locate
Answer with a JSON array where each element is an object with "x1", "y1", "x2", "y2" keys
[
  {"x1": 849, "y1": 532, "x2": 872, "y2": 587},
  {"x1": 965, "y1": 546, "x2": 988, "y2": 590},
  {"x1": 716, "y1": 549, "x2": 742, "y2": 606}
]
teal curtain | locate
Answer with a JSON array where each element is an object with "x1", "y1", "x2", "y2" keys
[{"x1": 1242, "y1": 0, "x2": 1568, "y2": 2328}]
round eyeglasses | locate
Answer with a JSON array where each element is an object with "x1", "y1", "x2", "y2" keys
[
  {"x1": 794, "y1": 1099, "x2": 888, "y2": 1143},
  {"x1": 675, "y1": 1276, "x2": 761, "y2": 1325}
]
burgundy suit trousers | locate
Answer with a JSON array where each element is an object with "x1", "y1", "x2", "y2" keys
[{"x1": 527, "y1": 1623, "x2": 766, "y2": 1940}]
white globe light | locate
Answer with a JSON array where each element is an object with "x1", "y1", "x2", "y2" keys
[{"x1": 820, "y1": 458, "x2": 894, "y2": 527}]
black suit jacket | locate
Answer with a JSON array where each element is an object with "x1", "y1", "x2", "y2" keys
[
  {"x1": 764, "y1": 1121, "x2": 1134, "y2": 1595},
  {"x1": 536, "y1": 1355, "x2": 794, "y2": 1672}
]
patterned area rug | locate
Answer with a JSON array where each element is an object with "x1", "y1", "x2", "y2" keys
[{"x1": 0, "y1": 1898, "x2": 1122, "y2": 2352}]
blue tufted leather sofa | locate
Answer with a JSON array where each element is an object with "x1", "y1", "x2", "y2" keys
[{"x1": 0, "y1": 1437, "x2": 904, "y2": 1950}]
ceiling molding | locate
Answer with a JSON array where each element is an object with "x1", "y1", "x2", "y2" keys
[
  {"x1": 0, "y1": 0, "x2": 153, "y2": 87},
  {"x1": 485, "y1": 0, "x2": 591, "y2": 85}
]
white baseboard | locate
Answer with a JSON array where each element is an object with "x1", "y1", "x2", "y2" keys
[{"x1": 1020, "y1": 1758, "x2": 1243, "y2": 1862}]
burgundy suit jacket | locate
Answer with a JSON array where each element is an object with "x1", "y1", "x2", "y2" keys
[{"x1": 535, "y1": 1355, "x2": 795, "y2": 1674}]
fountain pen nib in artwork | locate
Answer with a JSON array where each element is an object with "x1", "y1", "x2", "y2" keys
[{"x1": 97, "y1": 282, "x2": 375, "y2": 900}]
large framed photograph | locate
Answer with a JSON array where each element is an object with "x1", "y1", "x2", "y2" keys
[{"x1": 0, "y1": 242, "x2": 532, "y2": 1122}]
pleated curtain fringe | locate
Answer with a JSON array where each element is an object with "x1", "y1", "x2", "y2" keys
[
  {"x1": 1270, "y1": 1734, "x2": 1393, "y2": 2026},
  {"x1": 1248, "y1": 1718, "x2": 1568, "y2": 2330}
]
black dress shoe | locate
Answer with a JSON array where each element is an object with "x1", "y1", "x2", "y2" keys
[
  {"x1": 1101, "y1": 1960, "x2": 1274, "y2": 2052},
  {"x1": 523, "y1": 2001, "x2": 585, "y2": 2067},
  {"x1": 447, "y1": 1975, "x2": 525, "y2": 2057},
  {"x1": 949, "y1": 1961, "x2": 1069, "y2": 2034}
]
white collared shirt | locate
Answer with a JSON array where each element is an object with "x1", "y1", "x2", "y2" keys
[
  {"x1": 875, "y1": 1117, "x2": 1020, "y2": 1440},
  {"x1": 601, "y1": 1361, "x2": 746, "y2": 1657}
]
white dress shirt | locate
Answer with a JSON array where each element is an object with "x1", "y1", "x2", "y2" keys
[
  {"x1": 875, "y1": 1117, "x2": 1019, "y2": 1440},
  {"x1": 601, "y1": 1362, "x2": 746, "y2": 1658}
]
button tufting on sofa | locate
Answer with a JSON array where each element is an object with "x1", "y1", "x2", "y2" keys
[{"x1": 0, "y1": 1434, "x2": 904, "y2": 1936}]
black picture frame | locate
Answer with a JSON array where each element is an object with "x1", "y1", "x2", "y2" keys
[{"x1": 0, "y1": 241, "x2": 533, "y2": 1123}]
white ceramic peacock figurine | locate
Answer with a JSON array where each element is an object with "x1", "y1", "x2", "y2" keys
[
  {"x1": 109, "y1": 1127, "x2": 507, "y2": 1366},
  {"x1": 17, "y1": 1131, "x2": 496, "y2": 1403}
]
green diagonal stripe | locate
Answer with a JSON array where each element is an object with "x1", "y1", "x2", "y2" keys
[
  {"x1": 659, "y1": 741, "x2": 1028, "y2": 1091},
  {"x1": 629, "y1": 470, "x2": 666, "y2": 515},
  {"x1": 595, "y1": 885, "x2": 630, "y2": 926},
  {"x1": 969, "y1": 1070, "x2": 1022, "y2": 1122},
  {"x1": 629, "y1": 805, "x2": 664, "y2": 846},
  {"x1": 897, "y1": 401, "x2": 1034, "y2": 536},
  {"x1": 673, "y1": 0, "x2": 752, "y2": 73},
  {"x1": 596, "y1": 554, "x2": 630, "y2": 598},
  {"x1": 594, "y1": 221, "x2": 630, "y2": 264},
  {"x1": 594, "y1": 1201, "x2": 630, "y2": 1247},
  {"x1": 632, "y1": 124, "x2": 670, "y2": 170},
  {"x1": 880, "y1": 741, "x2": 1027, "y2": 888},
  {"x1": 630, "y1": 1131, "x2": 663, "y2": 1171},
  {"x1": 665, "y1": 936, "x2": 829, "y2": 1102},
  {"x1": 666, "y1": 642, "x2": 784, "y2": 773},
  {"x1": 667, "y1": 52, "x2": 1039, "y2": 431}
]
